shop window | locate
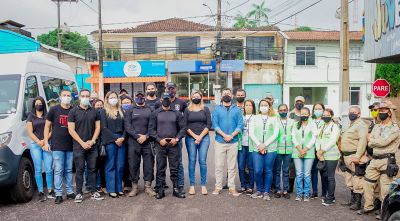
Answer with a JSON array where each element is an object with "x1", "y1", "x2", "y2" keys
[
  {"x1": 350, "y1": 46, "x2": 363, "y2": 67},
  {"x1": 296, "y1": 47, "x2": 315, "y2": 66},
  {"x1": 41, "y1": 76, "x2": 78, "y2": 107},
  {"x1": 246, "y1": 36, "x2": 275, "y2": 60},
  {"x1": 176, "y1": 36, "x2": 200, "y2": 54},
  {"x1": 350, "y1": 87, "x2": 361, "y2": 105},
  {"x1": 289, "y1": 87, "x2": 327, "y2": 107},
  {"x1": 133, "y1": 37, "x2": 157, "y2": 54}
]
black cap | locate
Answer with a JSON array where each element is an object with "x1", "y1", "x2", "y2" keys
[
  {"x1": 368, "y1": 102, "x2": 380, "y2": 110},
  {"x1": 162, "y1": 92, "x2": 171, "y2": 99},
  {"x1": 165, "y1": 82, "x2": 177, "y2": 89},
  {"x1": 119, "y1": 89, "x2": 128, "y2": 94},
  {"x1": 135, "y1": 91, "x2": 144, "y2": 97}
]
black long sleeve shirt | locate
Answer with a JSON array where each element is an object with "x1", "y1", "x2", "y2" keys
[
  {"x1": 100, "y1": 109, "x2": 125, "y2": 145},
  {"x1": 124, "y1": 105, "x2": 152, "y2": 140},
  {"x1": 150, "y1": 108, "x2": 186, "y2": 142}
]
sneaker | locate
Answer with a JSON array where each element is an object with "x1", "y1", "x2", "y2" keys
[
  {"x1": 54, "y1": 196, "x2": 63, "y2": 204},
  {"x1": 295, "y1": 195, "x2": 302, "y2": 201},
  {"x1": 263, "y1": 193, "x2": 271, "y2": 201},
  {"x1": 66, "y1": 193, "x2": 76, "y2": 200},
  {"x1": 246, "y1": 189, "x2": 253, "y2": 196},
  {"x1": 47, "y1": 190, "x2": 55, "y2": 199},
  {"x1": 92, "y1": 192, "x2": 105, "y2": 201},
  {"x1": 212, "y1": 188, "x2": 222, "y2": 195},
  {"x1": 38, "y1": 192, "x2": 46, "y2": 202},
  {"x1": 96, "y1": 187, "x2": 102, "y2": 193},
  {"x1": 322, "y1": 199, "x2": 334, "y2": 206},
  {"x1": 74, "y1": 194, "x2": 83, "y2": 203},
  {"x1": 274, "y1": 192, "x2": 281, "y2": 198},
  {"x1": 283, "y1": 192, "x2": 290, "y2": 199},
  {"x1": 311, "y1": 193, "x2": 318, "y2": 199},
  {"x1": 251, "y1": 191, "x2": 263, "y2": 199},
  {"x1": 228, "y1": 188, "x2": 241, "y2": 197},
  {"x1": 239, "y1": 187, "x2": 246, "y2": 193},
  {"x1": 304, "y1": 196, "x2": 310, "y2": 202}
]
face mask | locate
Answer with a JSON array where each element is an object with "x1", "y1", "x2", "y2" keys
[
  {"x1": 80, "y1": 97, "x2": 90, "y2": 107},
  {"x1": 147, "y1": 91, "x2": 156, "y2": 97},
  {"x1": 192, "y1": 98, "x2": 201, "y2": 104},
  {"x1": 35, "y1": 104, "x2": 44, "y2": 111},
  {"x1": 162, "y1": 99, "x2": 171, "y2": 107},
  {"x1": 371, "y1": 110, "x2": 378, "y2": 118},
  {"x1": 322, "y1": 116, "x2": 332, "y2": 123},
  {"x1": 260, "y1": 106, "x2": 269, "y2": 114},
  {"x1": 108, "y1": 98, "x2": 118, "y2": 107},
  {"x1": 379, "y1": 112, "x2": 389, "y2": 121},
  {"x1": 314, "y1": 110, "x2": 323, "y2": 118},
  {"x1": 135, "y1": 97, "x2": 145, "y2": 105},
  {"x1": 295, "y1": 103, "x2": 304, "y2": 110},
  {"x1": 279, "y1": 112, "x2": 288, "y2": 118},
  {"x1": 348, "y1": 113, "x2": 359, "y2": 121},
  {"x1": 236, "y1": 97, "x2": 245, "y2": 103},
  {"x1": 168, "y1": 90, "x2": 176, "y2": 98},
  {"x1": 300, "y1": 116, "x2": 309, "y2": 122},
  {"x1": 122, "y1": 104, "x2": 132, "y2": 111},
  {"x1": 222, "y1": 95, "x2": 232, "y2": 103},
  {"x1": 60, "y1": 96, "x2": 72, "y2": 105}
]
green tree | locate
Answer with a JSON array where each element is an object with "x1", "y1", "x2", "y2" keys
[
  {"x1": 376, "y1": 63, "x2": 400, "y2": 97},
  {"x1": 233, "y1": 13, "x2": 256, "y2": 28},
  {"x1": 295, "y1": 26, "x2": 313, "y2": 32},
  {"x1": 37, "y1": 29, "x2": 94, "y2": 57},
  {"x1": 247, "y1": 1, "x2": 271, "y2": 26}
]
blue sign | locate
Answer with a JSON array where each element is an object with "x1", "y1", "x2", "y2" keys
[
  {"x1": 168, "y1": 60, "x2": 196, "y2": 72},
  {"x1": 221, "y1": 60, "x2": 245, "y2": 72},
  {"x1": 195, "y1": 60, "x2": 216, "y2": 73},
  {"x1": 103, "y1": 61, "x2": 166, "y2": 77}
]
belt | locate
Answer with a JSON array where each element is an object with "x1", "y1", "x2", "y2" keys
[
  {"x1": 342, "y1": 151, "x2": 357, "y2": 157},
  {"x1": 372, "y1": 153, "x2": 395, "y2": 160}
]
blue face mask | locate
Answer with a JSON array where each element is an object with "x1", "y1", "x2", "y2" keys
[
  {"x1": 122, "y1": 104, "x2": 132, "y2": 111},
  {"x1": 279, "y1": 112, "x2": 288, "y2": 118}
]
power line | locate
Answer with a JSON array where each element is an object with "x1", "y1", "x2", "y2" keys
[{"x1": 79, "y1": 0, "x2": 98, "y2": 13}]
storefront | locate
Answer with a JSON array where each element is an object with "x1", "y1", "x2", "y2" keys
[{"x1": 168, "y1": 60, "x2": 244, "y2": 102}]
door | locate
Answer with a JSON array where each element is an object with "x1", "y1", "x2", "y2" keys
[{"x1": 244, "y1": 84, "x2": 282, "y2": 110}]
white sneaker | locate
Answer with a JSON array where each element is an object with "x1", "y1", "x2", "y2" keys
[
  {"x1": 74, "y1": 194, "x2": 83, "y2": 203},
  {"x1": 295, "y1": 196, "x2": 302, "y2": 201},
  {"x1": 91, "y1": 192, "x2": 104, "y2": 201}
]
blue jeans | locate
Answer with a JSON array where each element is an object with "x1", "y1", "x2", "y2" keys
[
  {"x1": 252, "y1": 151, "x2": 277, "y2": 193},
  {"x1": 185, "y1": 135, "x2": 210, "y2": 186},
  {"x1": 105, "y1": 141, "x2": 126, "y2": 193},
  {"x1": 311, "y1": 158, "x2": 319, "y2": 195},
  {"x1": 293, "y1": 158, "x2": 314, "y2": 198},
  {"x1": 274, "y1": 154, "x2": 291, "y2": 192},
  {"x1": 238, "y1": 146, "x2": 254, "y2": 189},
  {"x1": 53, "y1": 151, "x2": 74, "y2": 197},
  {"x1": 30, "y1": 143, "x2": 53, "y2": 193},
  {"x1": 178, "y1": 140, "x2": 185, "y2": 187}
]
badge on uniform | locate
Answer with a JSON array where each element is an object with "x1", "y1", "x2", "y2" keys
[{"x1": 175, "y1": 104, "x2": 180, "y2": 111}]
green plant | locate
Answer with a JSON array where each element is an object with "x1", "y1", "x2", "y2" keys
[{"x1": 375, "y1": 63, "x2": 400, "y2": 97}]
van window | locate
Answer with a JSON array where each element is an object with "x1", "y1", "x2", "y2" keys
[
  {"x1": 22, "y1": 76, "x2": 39, "y2": 121},
  {"x1": 0, "y1": 75, "x2": 21, "y2": 116},
  {"x1": 41, "y1": 76, "x2": 78, "y2": 107}
]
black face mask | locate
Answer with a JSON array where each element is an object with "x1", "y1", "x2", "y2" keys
[
  {"x1": 147, "y1": 91, "x2": 156, "y2": 97},
  {"x1": 322, "y1": 116, "x2": 332, "y2": 123},
  {"x1": 192, "y1": 98, "x2": 201, "y2": 104},
  {"x1": 168, "y1": 90, "x2": 176, "y2": 98},
  {"x1": 236, "y1": 97, "x2": 245, "y2": 103},
  {"x1": 135, "y1": 97, "x2": 145, "y2": 105},
  {"x1": 295, "y1": 103, "x2": 304, "y2": 110},
  {"x1": 348, "y1": 113, "x2": 359, "y2": 121},
  {"x1": 162, "y1": 99, "x2": 171, "y2": 107},
  {"x1": 35, "y1": 104, "x2": 44, "y2": 111},
  {"x1": 222, "y1": 95, "x2": 232, "y2": 103},
  {"x1": 300, "y1": 116, "x2": 309, "y2": 122},
  {"x1": 379, "y1": 112, "x2": 389, "y2": 121}
]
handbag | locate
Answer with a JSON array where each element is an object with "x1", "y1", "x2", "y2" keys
[{"x1": 99, "y1": 144, "x2": 107, "y2": 157}]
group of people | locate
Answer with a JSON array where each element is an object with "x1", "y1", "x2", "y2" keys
[{"x1": 27, "y1": 81, "x2": 400, "y2": 218}]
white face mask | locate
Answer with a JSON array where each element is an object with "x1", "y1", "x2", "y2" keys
[
  {"x1": 260, "y1": 106, "x2": 269, "y2": 114},
  {"x1": 108, "y1": 98, "x2": 118, "y2": 106},
  {"x1": 60, "y1": 96, "x2": 72, "y2": 105},
  {"x1": 80, "y1": 97, "x2": 90, "y2": 106}
]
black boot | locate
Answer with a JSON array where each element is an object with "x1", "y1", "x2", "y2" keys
[
  {"x1": 341, "y1": 191, "x2": 356, "y2": 206},
  {"x1": 350, "y1": 193, "x2": 362, "y2": 211},
  {"x1": 155, "y1": 189, "x2": 165, "y2": 199},
  {"x1": 373, "y1": 199, "x2": 382, "y2": 211},
  {"x1": 173, "y1": 187, "x2": 185, "y2": 198}
]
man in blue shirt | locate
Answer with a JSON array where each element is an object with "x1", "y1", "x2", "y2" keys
[{"x1": 212, "y1": 88, "x2": 244, "y2": 196}]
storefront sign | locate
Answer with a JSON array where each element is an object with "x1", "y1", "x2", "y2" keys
[
  {"x1": 221, "y1": 60, "x2": 245, "y2": 72},
  {"x1": 103, "y1": 61, "x2": 166, "y2": 77},
  {"x1": 195, "y1": 60, "x2": 216, "y2": 72},
  {"x1": 168, "y1": 60, "x2": 196, "y2": 72}
]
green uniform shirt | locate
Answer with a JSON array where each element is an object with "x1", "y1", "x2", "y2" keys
[
  {"x1": 292, "y1": 119, "x2": 317, "y2": 159},
  {"x1": 315, "y1": 122, "x2": 340, "y2": 160},
  {"x1": 249, "y1": 114, "x2": 279, "y2": 153},
  {"x1": 277, "y1": 118, "x2": 295, "y2": 154}
]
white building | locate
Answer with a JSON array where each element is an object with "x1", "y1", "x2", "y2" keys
[{"x1": 283, "y1": 31, "x2": 376, "y2": 117}]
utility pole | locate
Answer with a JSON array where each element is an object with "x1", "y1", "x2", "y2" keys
[
  {"x1": 214, "y1": 0, "x2": 222, "y2": 104},
  {"x1": 57, "y1": 0, "x2": 61, "y2": 58},
  {"x1": 98, "y1": 0, "x2": 104, "y2": 99},
  {"x1": 340, "y1": 0, "x2": 350, "y2": 128}
]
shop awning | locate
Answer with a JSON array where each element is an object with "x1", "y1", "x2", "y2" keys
[{"x1": 86, "y1": 76, "x2": 167, "y2": 83}]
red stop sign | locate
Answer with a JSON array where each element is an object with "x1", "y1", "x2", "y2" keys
[{"x1": 372, "y1": 79, "x2": 390, "y2": 97}]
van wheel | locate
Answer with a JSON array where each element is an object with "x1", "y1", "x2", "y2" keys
[
  {"x1": 389, "y1": 211, "x2": 400, "y2": 221},
  {"x1": 10, "y1": 157, "x2": 34, "y2": 203}
]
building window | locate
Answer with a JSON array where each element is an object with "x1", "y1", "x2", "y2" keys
[
  {"x1": 176, "y1": 36, "x2": 200, "y2": 54},
  {"x1": 350, "y1": 46, "x2": 363, "y2": 67},
  {"x1": 289, "y1": 87, "x2": 327, "y2": 107},
  {"x1": 296, "y1": 47, "x2": 315, "y2": 66},
  {"x1": 133, "y1": 37, "x2": 157, "y2": 54},
  {"x1": 246, "y1": 36, "x2": 275, "y2": 60},
  {"x1": 350, "y1": 87, "x2": 361, "y2": 105},
  {"x1": 41, "y1": 76, "x2": 78, "y2": 107}
]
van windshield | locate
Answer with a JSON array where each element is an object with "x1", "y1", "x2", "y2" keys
[{"x1": 0, "y1": 75, "x2": 20, "y2": 114}]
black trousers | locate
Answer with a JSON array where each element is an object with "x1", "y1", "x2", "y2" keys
[
  {"x1": 123, "y1": 141, "x2": 132, "y2": 188},
  {"x1": 320, "y1": 160, "x2": 338, "y2": 200},
  {"x1": 74, "y1": 147, "x2": 98, "y2": 195},
  {"x1": 127, "y1": 139, "x2": 154, "y2": 183},
  {"x1": 155, "y1": 143, "x2": 179, "y2": 191}
]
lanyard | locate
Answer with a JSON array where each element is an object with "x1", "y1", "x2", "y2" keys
[
  {"x1": 280, "y1": 119, "x2": 287, "y2": 135},
  {"x1": 245, "y1": 115, "x2": 253, "y2": 128},
  {"x1": 262, "y1": 115, "x2": 269, "y2": 143}
]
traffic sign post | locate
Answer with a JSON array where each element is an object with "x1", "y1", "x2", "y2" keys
[{"x1": 372, "y1": 79, "x2": 390, "y2": 98}]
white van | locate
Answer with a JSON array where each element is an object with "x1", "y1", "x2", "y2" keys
[{"x1": 0, "y1": 52, "x2": 78, "y2": 202}]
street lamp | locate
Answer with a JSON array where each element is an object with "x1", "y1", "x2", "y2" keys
[{"x1": 202, "y1": 3, "x2": 217, "y2": 24}]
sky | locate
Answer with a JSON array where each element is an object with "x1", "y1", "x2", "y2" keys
[{"x1": 1, "y1": 0, "x2": 363, "y2": 42}]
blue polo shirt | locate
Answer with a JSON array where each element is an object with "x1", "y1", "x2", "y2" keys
[{"x1": 212, "y1": 104, "x2": 244, "y2": 144}]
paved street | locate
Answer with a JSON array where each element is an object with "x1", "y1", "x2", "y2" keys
[{"x1": 0, "y1": 133, "x2": 375, "y2": 221}]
